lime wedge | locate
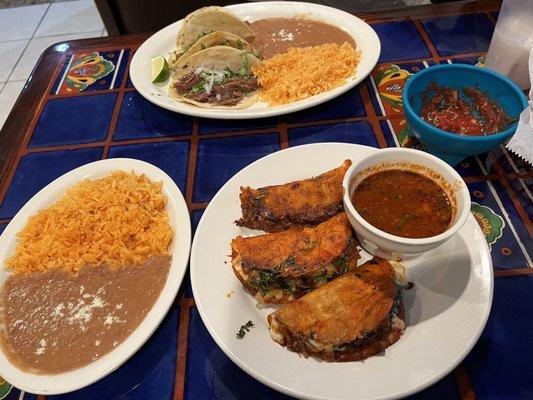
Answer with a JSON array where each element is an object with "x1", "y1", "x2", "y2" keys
[{"x1": 151, "y1": 56, "x2": 170, "y2": 83}]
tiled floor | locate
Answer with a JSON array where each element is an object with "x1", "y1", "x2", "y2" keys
[{"x1": 0, "y1": 0, "x2": 106, "y2": 129}]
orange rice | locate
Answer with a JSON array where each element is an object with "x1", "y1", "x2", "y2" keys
[
  {"x1": 252, "y1": 42, "x2": 361, "y2": 105},
  {"x1": 5, "y1": 171, "x2": 173, "y2": 274}
]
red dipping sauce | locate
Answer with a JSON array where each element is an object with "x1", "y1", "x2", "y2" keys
[{"x1": 419, "y1": 82, "x2": 512, "y2": 136}]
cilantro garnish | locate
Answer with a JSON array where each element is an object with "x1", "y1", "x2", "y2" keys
[{"x1": 236, "y1": 320, "x2": 254, "y2": 339}]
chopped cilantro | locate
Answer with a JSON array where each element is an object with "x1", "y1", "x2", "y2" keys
[
  {"x1": 237, "y1": 52, "x2": 252, "y2": 78},
  {"x1": 251, "y1": 270, "x2": 277, "y2": 294},
  {"x1": 189, "y1": 82, "x2": 205, "y2": 94},
  {"x1": 236, "y1": 320, "x2": 254, "y2": 339}
]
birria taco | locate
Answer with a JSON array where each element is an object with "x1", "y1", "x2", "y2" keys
[
  {"x1": 170, "y1": 46, "x2": 262, "y2": 108},
  {"x1": 171, "y1": 31, "x2": 257, "y2": 69},
  {"x1": 174, "y1": 6, "x2": 255, "y2": 61}
]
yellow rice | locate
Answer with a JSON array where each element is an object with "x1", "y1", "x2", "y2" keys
[
  {"x1": 252, "y1": 42, "x2": 361, "y2": 105},
  {"x1": 5, "y1": 171, "x2": 173, "y2": 274}
]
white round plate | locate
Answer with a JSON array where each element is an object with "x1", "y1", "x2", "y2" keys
[
  {"x1": 0, "y1": 158, "x2": 191, "y2": 395},
  {"x1": 191, "y1": 143, "x2": 493, "y2": 400},
  {"x1": 130, "y1": 1, "x2": 381, "y2": 119}
]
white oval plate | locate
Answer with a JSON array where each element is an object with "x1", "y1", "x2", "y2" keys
[
  {"x1": 0, "y1": 158, "x2": 191, "y2": 395},
  {"x1": 130, "y1": 1, "x2": 380, "y2": 119},
  {"x1": 191, "y1": 143, "x2": 493, "y2": 400}
]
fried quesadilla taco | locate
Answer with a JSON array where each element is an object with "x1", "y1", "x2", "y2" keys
[
  {"x1": 170, "y1": 46, "x2": 262, "y2": 108},
  {"x1": 174, "y1": 6, "x2": 255, "y2": 61},
  {"x1": 237, "y1": 160, "x2": 352, "y2": 232},
  {"x1": 268, "y1": 259, "x2": 407, "y2": 362},
  {"x1": 171, "y1": 31, "x2": 257, "y2": 68},
  {"x1": 231, "y1": 213, "x2": 360, "y2": 304}
]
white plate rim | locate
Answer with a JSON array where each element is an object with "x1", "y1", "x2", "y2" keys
[
  {"x1": 0, "y1": 158, "x2": 191, "y2": 395},
  {"x1": 190, "y1": 142, "x2": 494, "y2": 400},
  {"x1": 129, "y1": 1, "x2": 381, "y2": 119}
]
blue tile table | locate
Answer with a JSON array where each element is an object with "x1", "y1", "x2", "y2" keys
[{"x1": 0, "y1": 1, "x2": 531, "y2": 399}]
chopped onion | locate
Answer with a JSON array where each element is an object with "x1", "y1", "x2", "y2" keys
[{"x1": 194, "y1": 67, "x2": 228, "y2": 94}]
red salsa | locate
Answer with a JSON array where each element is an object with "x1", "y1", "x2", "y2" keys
[
  {"x1": 419, "y1": 82, "x2": 512, "y2": 136},
  {"x1": 351, "y1": 169, "x2": 453, "y2": 238}
]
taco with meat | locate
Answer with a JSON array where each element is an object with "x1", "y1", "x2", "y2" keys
[
  {"x1": 170, "y1": 46, "x2": 262, "y2": 108},
  {"x1": 170, "y1": 31, "x2": 258, "y2": 69},
  {"x1": 174, "y1": 6, "x2": 255, "y2": 61}
]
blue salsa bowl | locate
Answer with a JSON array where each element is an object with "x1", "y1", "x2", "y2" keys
[{"x1": 402, "y1": 64, "x2": 528, "y2": 165}]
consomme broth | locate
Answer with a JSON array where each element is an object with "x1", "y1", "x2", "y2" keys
[{"x1": 351, "y1": 169, "x2": 453, "y2": 238}]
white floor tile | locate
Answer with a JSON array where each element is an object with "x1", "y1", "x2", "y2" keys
[
  {"x1": 0, "y1": 4, "x2": 48, "y2": 42},
  {"x1": 35, "y1": 0, "x2": 104, "y2": 37},
  {"x1": 0, "y1": 40, "x2": 28, "y2": 82},
  {"x1": 0, "y1": 80, "x2": 26, "y2": 131},
  {"x1": 10, "y1": 31, "x2": 102, "y2": 81}
]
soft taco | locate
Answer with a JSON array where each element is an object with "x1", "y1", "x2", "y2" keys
[
  {"x1": 174, "y1": 6, "x2": 255, "y2": 61},
  {"x1": 171, "y1": 31, "x2": 257, "y2": 69},
  {"x1": 170, "y1": 46, "x2": 262, "y2": 109}
]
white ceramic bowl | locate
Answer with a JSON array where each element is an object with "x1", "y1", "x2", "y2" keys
[{"x1": 342, "y1": 148, "x2": 471, "y2": 260}]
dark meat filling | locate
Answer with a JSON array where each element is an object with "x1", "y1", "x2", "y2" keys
[
  {"x1": 173, "y1": 73, "x2": 259, "y2": 106},
  {"x1": 173, "y1": 72, "x2": 201, "y2": 92}
]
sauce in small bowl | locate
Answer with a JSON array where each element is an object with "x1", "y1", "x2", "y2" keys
[
  {"x1": 402, "y1": 64, "x2": 528, "y2": 166},
  {"x1": 351, "y1": 169, "x2": 452, "y2": 239},
  {"x1": 342, "y1": 148, "x2": 470, "y2": 260}
]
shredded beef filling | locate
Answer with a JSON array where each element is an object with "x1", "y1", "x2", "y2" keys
[
  {"x1": 173, "y1": 73, "x2": 201, "y2": 92},
  {"x1": 174, "y1": 73, "x2": 259, "y2": 106}
]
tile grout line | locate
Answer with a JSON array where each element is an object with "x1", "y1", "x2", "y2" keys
[
  {"x1": 359, "y1": 82, "x2": 387, "y2": 148},
  {"x1": 184, "y1": 118, "x2": 199, "y2": 211},
  {"x1": 366, "y1": 8, "x2": 500, "y2": 25},
  {"x1": 3, "y1": 3, "x2": 52, "y2": 85},
  {"x1": 101, "y1": 45, "x2": 132, "y2": 159},
  {"x1": 491, "y1": 160, "x2": 533, "y2": 239},
  {"x1": 475, "y1": 156, "x2": 533, "y2": 266},
  {"x1": 485, "y1": 11, "x2": 497, "y2": 25},
  {"x1": 278, "y1": 122, "x2": 288, "y2": 149},
  {"x1": 190, "y1": 202, "x2": 208, "y2": 211},
  {"x1": 174, "y1": 299, "x2": 194, "y2": 400},
  {"x1": 411, "y1": 18, "x2": 442, "y2": 61},
  {"x1": 454, "y1": 364, "x2": 477, "y2": 400},
  {"x1": 499, "y1": 145, "x2": 533, "y2": 204},
  {"x1": 494, "y1": 268, "x2": 533, "y2": 276},
  {"x1": 101, "y1": 91, "x2": 126, "y2": 159}
]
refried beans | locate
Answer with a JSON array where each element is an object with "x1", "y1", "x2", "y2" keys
[
  {"x1": 250, "y1": 17, "x2": 356, "y2": 59},
  {"x1": 0, "y1": 255, "x2": 170, "y2": 374}
]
